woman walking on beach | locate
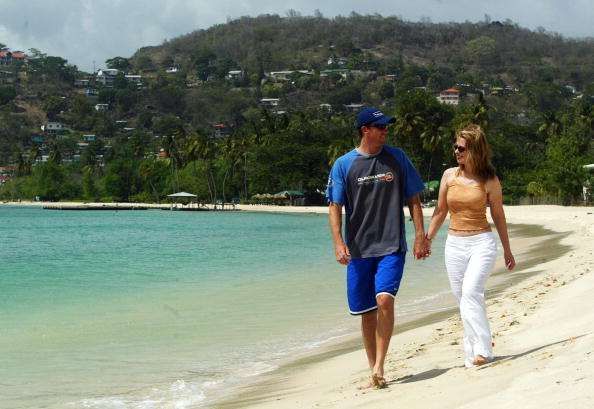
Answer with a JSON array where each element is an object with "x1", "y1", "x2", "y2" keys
[{"x1": 425, "y1": 124, "x2": 515, "y2": 367}]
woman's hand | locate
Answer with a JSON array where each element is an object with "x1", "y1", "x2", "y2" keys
[{"x1": 504, "y1": 251, "x2": 516, "y2": 270}]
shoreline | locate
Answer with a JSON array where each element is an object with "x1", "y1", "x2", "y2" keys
[
  {"x1": 218, "y1": 206, "x2": 594, "y2": 409},
  {"x1": 214, "y1": 221, "x2": 568, "y2": 408},
  {"x1": 3, "y1": 202, "x2": 593, "y2": 407}
]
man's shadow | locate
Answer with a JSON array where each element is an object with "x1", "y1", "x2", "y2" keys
[{"x1": 388, "y1": 334, "x2": 588, "y2": 385}]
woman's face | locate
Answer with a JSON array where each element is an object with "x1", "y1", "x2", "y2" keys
[{"x1": 454, "y1": 137, "x2": 467, "y2": 165}]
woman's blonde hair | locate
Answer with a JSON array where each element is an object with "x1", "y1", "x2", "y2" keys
[{"x1": 455, "y1": 124, "x2": 496, "y2": 181}]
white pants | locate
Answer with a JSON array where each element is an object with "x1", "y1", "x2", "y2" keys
[{"x1": 445, "y1": 232, "x2": 497, "y2": 367}]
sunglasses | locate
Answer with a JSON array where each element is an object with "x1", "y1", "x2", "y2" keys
[
  {"x1": 453, "y1": 144, "x2": 467, "y2": 153},
  {"x1": 367, "y1": 124, "x2": 387, "y2": 130}
]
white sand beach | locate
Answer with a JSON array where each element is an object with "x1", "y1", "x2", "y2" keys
[{"x1": 226, "y1": 205, "x2": 594, "y2": 409}]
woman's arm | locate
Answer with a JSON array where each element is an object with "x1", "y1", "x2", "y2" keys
[
  {"x1": 487, "y1": 177, "x2": 516, "y2": 270},
  {"x1": 426, "y1": 168, "x2": 453, "y2": 242}
]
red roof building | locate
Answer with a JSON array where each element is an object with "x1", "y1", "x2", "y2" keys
[{"x1": 438, "y1": 88, "x2": 460, "y2": 105}]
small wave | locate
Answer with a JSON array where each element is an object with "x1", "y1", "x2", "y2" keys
[{"x1": 75, "y1": 379, "x2": 206, "y2": 409}]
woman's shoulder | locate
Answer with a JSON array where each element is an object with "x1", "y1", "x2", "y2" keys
[{"x1": 443, "y1": 167, "x2": 458, "y2": 184}]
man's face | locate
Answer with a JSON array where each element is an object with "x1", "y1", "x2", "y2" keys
[{"x1": 363, "y1": 124, "x2": 389, "y2": 145}]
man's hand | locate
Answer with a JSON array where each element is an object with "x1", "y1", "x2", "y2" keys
[
  {"x1": 413, "y1": 234, "x2": 431, "y2": 260},
  {"x1": 334, "y1": 241, "x2": 351, "y2": 265}
]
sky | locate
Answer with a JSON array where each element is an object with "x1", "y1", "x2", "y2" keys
[{"x1": 1, "y1": 0, "x2": 593, "y2": 72}]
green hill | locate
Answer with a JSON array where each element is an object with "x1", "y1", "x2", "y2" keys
[{"x1": 0, "y1": 15, "x2": 592, "y2": 204}]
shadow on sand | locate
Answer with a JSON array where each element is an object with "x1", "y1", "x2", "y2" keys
[{"x1": 390, "y1": 333, "x2": 589, "y2": 385}]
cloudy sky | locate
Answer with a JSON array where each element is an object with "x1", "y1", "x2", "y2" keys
[{"x1": 1, "y1": 0, "x2": 593, "y2": 72}]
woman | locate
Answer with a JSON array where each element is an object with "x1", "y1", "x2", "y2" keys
[{"x1": 426, "y1": 124, "x2": 515, "y2": 367}]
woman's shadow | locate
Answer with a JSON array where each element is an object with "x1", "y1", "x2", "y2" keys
[{"x1": 389, "y1": 334, "x2": 588, "y2": 385}]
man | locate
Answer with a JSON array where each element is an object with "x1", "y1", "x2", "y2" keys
[{"x1": 326, "y1": 107, "x2": 429, "y2": 388}]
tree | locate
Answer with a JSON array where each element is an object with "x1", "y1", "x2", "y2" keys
[
  {"x1": 82, "y1": 165, "x2": 99, "y2": 201},
  {"x1": 0, "y1": 86, "x2": 16, "y2": 105},
  {"x1": 545, "y1": 125, "x2": 589, "y2": 204},
  {"x1": 464, "y1": 36, "x2": 497, "y2": 66},
  {"x1": 43, "y1": 96, "x2": 67, "y2": 120},
  {"x1": 102, "y1": 158, "x2": 139, "y2": 201},
  {"x1": 106, "y1": 57, "x2": 131, "y2": 71}
]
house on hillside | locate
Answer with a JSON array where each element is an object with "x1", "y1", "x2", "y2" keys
[
  {"x1": 82, "y1": 134, "x2": 96, "y2": 142},
  {"x1": 125, "y1": 74, "x2": 143, "y2": 87},
  {"x1": 320, "y1": 69, "x2": 350, "y2": 80},
  {"x1": 266, "y1": 70, "x2": 313, "y2": 82},
  {"x1": 213, "y1": 123, "x2": 231, "y2": 138},
  {"x1": 0, "y1": 49, "x2": 27, "y2": 65},
  {"x1": 41, "y1": 122, "x2": 64, "y2": 135},
  {"x1": 437, "y1": 88, "x2": 460, "y2": 105},
  {"x1": 381, "y1": 74, "x2": 397, "y2": 82},
  {"x1": 95, "y1": 69, "x2": 119, "y2": 86},
  {"x1": 260, "y1": 98, "x2": 280, "y2": 107},
  {"x1": 327, "y1": 56, "x2": 348, "y2": 66},
  {"x1": 94, "y1": 103, "x2": 109, "y2": 112},
  {"x1": 226, "y1": 70, "x2": 244, "y2": 81},
  {"x1": 344, "y1": 103, "x2": 364, "y2": 112},
  {"x1": 166, "y1": 66, "x2": 179, "y2": 74}
]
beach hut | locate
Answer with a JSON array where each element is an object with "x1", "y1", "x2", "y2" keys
[
  {"x1": 167, "y1": 191, "x2": 197, "y2": 199},
  {"x1": 274, "y1": 190, "x2": 305, "y2": 206},
  {"x1": 167, "y1": 192, "x2": 198, "y2": 208}
]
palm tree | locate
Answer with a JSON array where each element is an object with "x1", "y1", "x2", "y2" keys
[
  {"x1": 220, "y1": 137, "x2": 243, "y2": 204},
  {"x1": 184, "y1": 133, "x2": 218, "y2": 205},
  {"x1": 139, "y1": 159, "x2": 162, "y2": 202}
]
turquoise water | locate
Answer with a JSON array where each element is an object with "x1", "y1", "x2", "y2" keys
[{"x1": 0, "y1": 206, "x2": 450, "y2": 408}]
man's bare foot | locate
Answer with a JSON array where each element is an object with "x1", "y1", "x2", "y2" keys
[
  {"x1": 372, "y1": 373, "x2": 387, "y2": 389},
  {"x1": 473, "y1": 355, "x2": 490, "y2": 366}
]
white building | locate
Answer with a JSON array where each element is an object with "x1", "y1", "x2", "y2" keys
[
  {"x1": 125, "y1": 74, "x2": 143, "y2": 85},
  {"x1": 226, "y1": 70, "x2": 244, "y2": 80},
  {"x1": 260, "y1": 98, "x2": 281, "y2": 107},
  {"x1": 41, "y1": 122, "x2": 64, "y2": 134},
  {"x1": 438, "y1": 88, "x2": 460, "y2": 105},
  {"x1": 96, "y1": 69, "x2": 119, "y2": 86}
]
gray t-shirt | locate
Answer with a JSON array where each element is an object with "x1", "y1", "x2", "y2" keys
[{"x1": 326, "y1": 146, "x2": 425, "y2": 258}]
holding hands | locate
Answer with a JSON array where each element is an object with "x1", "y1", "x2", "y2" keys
[{"x1": 413, "y1": 234, "x2": 432, "y2": 260}]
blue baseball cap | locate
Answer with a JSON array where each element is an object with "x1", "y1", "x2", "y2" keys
[{"x1": 355, "y1": 107, "x2": 396, "y2": 129}]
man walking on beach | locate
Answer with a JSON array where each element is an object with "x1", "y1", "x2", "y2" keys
[{"x1": 327, "y1": 107, "x2": 429, "y2": 388}]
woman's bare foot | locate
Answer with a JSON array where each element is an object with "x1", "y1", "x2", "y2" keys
[
  {"x1": 372, "y1": 373, "x2": 387, "y2": 389},
  {"x1": 472, "y1": 355, "x2": 490, "y2": 366}
]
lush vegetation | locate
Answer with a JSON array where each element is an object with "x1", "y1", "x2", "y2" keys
[{"x1": 1, "y1": 14, "x2": 593, "y2": 205}]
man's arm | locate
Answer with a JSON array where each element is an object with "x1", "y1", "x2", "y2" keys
[
  {"x1": 329, "y1": 203, "x2": 350, "y2": 265},
  {"x1": 406, "y1": 194, "x2": 429, "y2": 259}
]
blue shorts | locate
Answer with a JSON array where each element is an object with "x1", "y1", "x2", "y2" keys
[{"x1": 346, "y1": 252, "x2": 406, "y2": 315}]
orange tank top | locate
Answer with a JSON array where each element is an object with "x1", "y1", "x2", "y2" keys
[{"x1": 446, "y1": 175, "x2": 490, "y2": 232}]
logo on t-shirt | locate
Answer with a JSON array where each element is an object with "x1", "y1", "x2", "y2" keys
[{"x1": 357, "y1": 172, "x2": 394, "y2": 185}]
